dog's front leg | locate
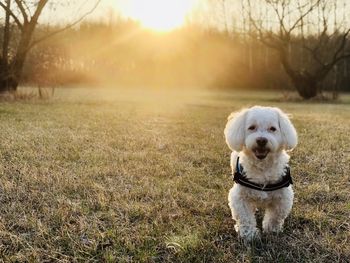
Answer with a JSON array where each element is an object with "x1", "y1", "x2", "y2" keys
[
  {"x1": 263, "y1": 189, "x2": 293, "y2": 233},
  {"x1": 228, "y1": 188, "x2": 260, "y2": 241}
]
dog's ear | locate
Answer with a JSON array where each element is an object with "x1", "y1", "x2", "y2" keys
[
  {"x1": 224, "y1": 109, "x2": 248, "y2": 151},
  {"x1": 276, "y1": 108, "x2": 298, "y2": 150}
]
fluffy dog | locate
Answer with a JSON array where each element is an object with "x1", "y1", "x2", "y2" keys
[{"x1": 224, "y1": 106, "x2": 297, "y2": 241}]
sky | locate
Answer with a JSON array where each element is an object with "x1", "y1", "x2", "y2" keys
[
  {"x1": 40, "y1": 0, "x2": 202, "y2": 30},
  {"x1": 8, "y1": 0, "x2": 350, "y2": 34}
]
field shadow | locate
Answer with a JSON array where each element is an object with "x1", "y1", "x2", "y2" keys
[
  {"x1": 240, "y1": 214, "x2": 349, "y2": 262},
  {"x1": 206, "y1": 213, "x2": 349, "y2": 262}
]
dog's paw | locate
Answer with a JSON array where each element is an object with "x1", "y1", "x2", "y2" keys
[
  {"x1": 238, "y1": 226, "x2": 261, "y2": 242},
  {"x1": 262, "y1": 221, "x2": 283, "y2": 233}
]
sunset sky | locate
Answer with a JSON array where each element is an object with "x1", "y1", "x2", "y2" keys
[
  {"x1": 38, "y1": 0, "x2": 349, "y2": 34},
  {"x1": 41, "y1": 0, "x2": 203, "y2": 32},
  {"x1": 109, "y1": 0, "x2": 199, "y2": 31}
]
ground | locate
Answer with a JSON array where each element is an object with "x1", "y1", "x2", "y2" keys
[{"x1": 0, "y1": 87, "x2": 349, "y2": 262}]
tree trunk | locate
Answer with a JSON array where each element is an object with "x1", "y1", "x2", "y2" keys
[
  {"x1": 0, "y1": 0, "x2": 49, "y2": 94},
  {"x1": 0, "y1": 0, "x2": 13, "y2": 93},
  {"x1": 2, "y1": 0, "x2": 11, "y2": 65},
  {"x1": 0, "y1": 24, "x2": 35, "y2": 93},
  {"x1": 0, "y1": 52, "x2": 26, "y2": 93},
  {"x1": 290, "y1": 74, "x2": 318, "y2": 99},
  {"x1": 0, "y1": 69, "x2": 18, "y2": 93},
  {"x1": 279, "y1": 49, "x2": 318, "y2": 99}
]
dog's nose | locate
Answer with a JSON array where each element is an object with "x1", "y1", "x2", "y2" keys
[{"x1": 256, "y1": 137, "x2": 268, "y2": 147}]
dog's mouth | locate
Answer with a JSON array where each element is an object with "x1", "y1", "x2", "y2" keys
[{"x1": 253, "y1": 148, "x2": 270, "y2": 160}]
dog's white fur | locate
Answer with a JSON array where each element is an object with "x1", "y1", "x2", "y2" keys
[{"x1": 224, "y1": 106, "x2": 297, "y2": 241}]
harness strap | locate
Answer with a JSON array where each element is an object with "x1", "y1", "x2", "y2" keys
[{"x1": 233, "y1": 157, "x2": 293, "y2": 192}]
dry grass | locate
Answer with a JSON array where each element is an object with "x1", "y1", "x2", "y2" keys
[{"x1": 0, "y1": 87, "x2": 349, "y2": 262}]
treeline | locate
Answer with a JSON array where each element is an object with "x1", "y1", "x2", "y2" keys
[{"x1": 9, "y1": 19, "x2": 350, "y2": 91}]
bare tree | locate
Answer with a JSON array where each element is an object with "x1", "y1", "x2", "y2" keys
[
  {"x1": 246, "y1": 0, "x2": 350, "y2": 99},
  {"x1": 0, "y1": 0, "x2": 101, "y2": 93}
]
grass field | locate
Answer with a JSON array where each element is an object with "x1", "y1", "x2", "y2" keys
[{"x1": 0, "y1": 88, "x2": 349, "y2": 262}]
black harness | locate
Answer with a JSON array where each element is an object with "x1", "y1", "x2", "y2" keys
[{"x1": 233, "y1": 157, "x2": 293, "y2": 191}]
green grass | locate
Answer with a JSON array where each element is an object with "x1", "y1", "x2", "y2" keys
[{"x1": 0, "y1": 88, "x2": 349, "y2": 262}]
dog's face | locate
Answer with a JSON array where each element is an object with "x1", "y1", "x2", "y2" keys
[
  {"x1": 224, "y1": 106, "x2": 297, "y2": 160},
  {"x1": 244, "y1": 108, "x2": 283, "y2": 159}
]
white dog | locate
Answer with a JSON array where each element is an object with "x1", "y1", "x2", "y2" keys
[{"x1": 224, "y1": 106, "x2": 297, "y2": 241}]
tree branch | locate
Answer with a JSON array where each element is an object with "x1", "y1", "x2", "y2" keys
[
  {"x1": 0, "y1": 2, "x2": 23, "y2": 30},
  {"x1": 31, "y1": 0, "x2": 49, "y2": 25},
  {"x1": 28, "y1": 0, "x2": 102, "y2": 50},
  {"x1": 14, "y1": 0, "x2": 28, "y2": 23},
  {"x1": 287, "y1": 0, "x2": 321, "y2": 34},
  {"x1": 302, "y1": 44, "x2": 324, "y2": 66},
  {"x1": 269, "y1": 0, "x2": 288, "y2": 36},
  {"x1": 315, "y1": 29, "x2": 350, "y2": 80},
  {"x1": 332, "y1": 28, "x2": 350, "y2": 64}
]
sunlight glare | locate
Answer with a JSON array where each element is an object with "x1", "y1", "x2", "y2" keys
[{"x1": 121, "y1": 0, "x2": 195, "y2": 32}]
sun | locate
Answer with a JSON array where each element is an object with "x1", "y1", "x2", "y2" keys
[{"x1": 121, "y1": 0, "x2": 195, "y2": 32}]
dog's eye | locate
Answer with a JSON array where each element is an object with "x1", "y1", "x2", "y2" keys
[
  {"x1": 248, "y1": 125, "x2": 256, "y2": 131},
  {"x1": 269, "y1": 126, "x2": 277, "y2": 132}
]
